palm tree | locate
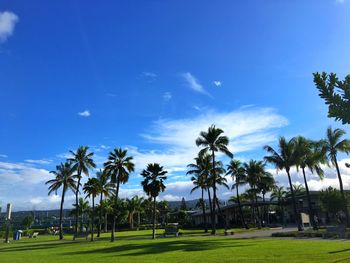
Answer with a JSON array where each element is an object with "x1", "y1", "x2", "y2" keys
[
  {"x1": 196, "y1": 125, "x2": 233, "y2": 235},
  {"x1": 264, "y1": 137, "x2": 303, "y2": 231},
  {"x1": 293, "y1": 136, "x2": 326, "y2": 229},
  {"x1": 71, "y1": 197, "x2": 90, "y2": 232},
  {"x1": 126, "y1": 196, "x2": 144, "y2": 229},
  {"x1": 96, "y1": 169, "x2": 114, "y2": 237},
  {"x1": 226, "y1": 159, "x2": 248, "y2": 229},
  {"x1": 46, "y1": 162, "x2": 76, "y2": 240},
  {"x1": 83, "y1": 178, "x2": 101, "y2": 241},
  {"x1": 187, "y1": 153, "x2": 211, "y2": 233},
  {"x1": 257, "y1": 172, "x2": 275, "y2": 225},
  {"x1": 323, "y1": 127, "x2": 350, "y2": 226},
  {"x1": 104, "y1": 148, "x2": 135, "y2": 242},
  {"x1": 68, "y1": 146, "x2": 96, "y2": 239},
  {"x1": 271, "y1": 186, "x2": 287, "y2": 225},
  {"x1": 244, "y1": 160, "x2": 271, "y2": 227},
  {"x1": 141, "y1": 163, "x2": 167, "y2": 239}
]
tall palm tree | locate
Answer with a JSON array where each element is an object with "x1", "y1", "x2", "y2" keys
[
  {"x1": 104, "y1": 148, "x2": 134, "y2": 242},
  {"x1": 196, "y1": 125, "x2": 233, "y2": 235},
  {"x1": 226, "y1": 159, "x2": 248, "y2": 229},
  {"x1": 68, "y1": 146, "x2": 96, "y2": 239},
  {"x1": 264, "y1": 137, "x2": 303, "y2": 231},
  {"x1": 271, "y1": 186, "x2": 287, "y2": 225},
  {"x1": 323, "y1": 127, "x2": 350, "y2": 226},
  {"x1": 83, "y1": 178, "x2": 101, "y2": 241},
  {"x1": 293, "y1": 136, "x2": 326, "y2": 229},
  {"x1": 46, "y1": 162, "x2": 76, "y2": 240},
  {"x1": 141, "y1": 163, "x2": 167, "y2": 239},
  {"x1": 96, "y1": 169, "x2": 114, "y2": 237}
]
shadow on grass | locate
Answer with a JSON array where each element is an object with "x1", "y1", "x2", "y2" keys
[
  {"x1": 329, "y1": 248, "x2": 350, "y2": 254},
  {"x1": 62, "y1": 238, "x2": 256, "y2": 257},
  {"x1": 0, "y1": 240, "x2": 80, "y2": 253}
]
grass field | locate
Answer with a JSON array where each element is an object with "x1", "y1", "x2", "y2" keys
[{"x1": 1, "y1": 229, "x2": 350, "y2": 262}]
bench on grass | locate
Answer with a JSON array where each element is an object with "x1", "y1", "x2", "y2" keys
[
  {"x1": 224, "y1": 230, "x2": 234, "y2": 236},
  {"x1": 29, "y1": 232, "x2": 39, "y2": 238},
  {"x1": 164, "y1": 224, "x2": 179, "y2": 237}
]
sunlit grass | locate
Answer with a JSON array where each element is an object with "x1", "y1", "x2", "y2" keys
[{"x1": 1, "y1": 229, "x2": 350, "y2": 262}]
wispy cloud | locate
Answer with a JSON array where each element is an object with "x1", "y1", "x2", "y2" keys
[
  {"x1": 212, "y1": 80, "x2": 222, "y2": 87},
  {"x1": 163, "y1": 92, "x2": 172, "y2": 102},
  {"x1": 336, "y1": 0, "x2": 345, "y2": 3},
  {"x1": 0, "y1": 154, "x2": 8, "y2": 158},
  {"x1": 130, "y1": 106, "x2": 288, "y2": 181},
  {"x1": 182, "y1": 72, "x2": 211, "y2": 96},
  {"x1": 25, "y1": 159, "x2": 52, "y2": 165},
  {"x1": 0, "y1": 11, "x2": 19, "y2": 43},
  {"x1": 106, "y1": 93, "x2": 116, "y2": 97},
  {"x1": 78, "y1": 110, "x2": 91, "y2": 117}
]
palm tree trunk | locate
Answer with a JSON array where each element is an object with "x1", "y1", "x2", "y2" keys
[
  {"x1": 59, "y1": 186, "x2": 66, "y2": 240},
  {"x1": 334, "y1": 157, "x2": 350, "y2": 227},
  {"x1": 111, "y1": 178, "x2": 120, "y2": 242},
  {"x1": 74, "y1": 170, "x2": 82, "y2": 240},
  {"x1": 98, "y1": 193, "x2": 103, "y2": 237},
  {"x1": 201, "y1": 189, "x2": 208, "y2": 233},
  {"x1": 254, "y1": 190, "x2": 261, "y2": 228},
  {"x1": 152, "y1": 196, "x2": 157, "y2": 239},
  {"x1": 91, "y1": 196, "x2": 95, "y2": 241},
  {"x1": 137, "y1": 211, "x2": 140, "y2": 230},
  {"x1": 216, "y1": 198, "x2": 227, "y2": 230},
  {"x1": 104, "y1": 212, "x2": 108, "y2": 232},
  {"x1": 211, "y1": 150, "x2": 217, "y2": 235},
  {"x1": 302, "y1": 168, "x2": 316, "y2": 229},
  {"x1": 236, "y1": 186, "x2": 248, "y2": 229},
  {"x1": 207, "y1": 188, "x2": 213, "y2": 232},
  {"x1": 286, "y1": 169, "x2": 303, "y2": 231}
]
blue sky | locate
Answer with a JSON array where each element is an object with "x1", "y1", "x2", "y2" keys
[{"x1": 1, "y1": 0, "x2": 350, "y2": 211}]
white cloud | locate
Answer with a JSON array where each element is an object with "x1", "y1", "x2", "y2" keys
[
  {"x1": 25, "y1": 159, "x2": 52, "y2": 165},
  {"x1": 0, "y1": 161, "x2": 51, "y2": 185},
  {"x1": 213, "y1": 80, "x2": 222, "y2": 87},
  {"x1": 182, "y1": 72, "x2": 211, "y2": 96},
  {"x1": 141, "y1": 72, "x2": 157, "y2": 82},
  {"x1": 0, "y1": 154, "x2": 8, "y2": 158},
  {"x1": 163, "y1": 92, "x2": 172, "y2": 102},
  {"x1": 78, "y1": 110, "x2": 91, "y2": 117},
  {"x1": 0, "y1": 11, "x2": 19, "y2": 43}
]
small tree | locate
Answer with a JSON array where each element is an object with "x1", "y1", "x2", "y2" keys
[
  {"x1": 141, "y1": 163, "x2": 167, "y2": 239},
  {"x1": 22, "y1": 216, "x2": 34, "y2": 230}
]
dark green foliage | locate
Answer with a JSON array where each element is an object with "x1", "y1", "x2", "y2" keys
[{"x1": 313, "y1": 72, "x2": 350, "y2": 124}]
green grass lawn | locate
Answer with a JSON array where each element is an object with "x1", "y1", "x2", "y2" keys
[{"x1": 1, "y1": 229, "x2": 350, "y2": 262}]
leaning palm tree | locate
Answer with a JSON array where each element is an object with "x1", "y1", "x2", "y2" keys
[
  {"x1": 271, "y1": 186, "x2": 287, "y2": 225},
  {"x1": 196, "y1": 125, "x2": 233, "y2": 235},
  {"x1": 293, "y1": 136, "x2": 326, "y2": 229},
  {"x1": 96, "y1": 169, "x2": 114, "y2": 237},
  {"x1": 104, "y1": 148, "x2": 135, "y2": 242},
  {"x1": 68, "y1": 146, "x2": 96, "y2": 239},
  {"x1": 264, "y1": 137, "x2": 303, "y2": 231},
  {"x1": 227, "y1": 159, "x2": 248, "y2": 229},
  {"x1": 46, "y1": 162, "x2": 76, "y2": 240},
  {"x1": 83, "y1": 177, "x2": 101, "y2": 241},
  {"x1": 141, "y1": 163, "x2": 167, "y2": 239},
  {"x1": 323, "y1": 127, "x2": 350, "y2": 226}
]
